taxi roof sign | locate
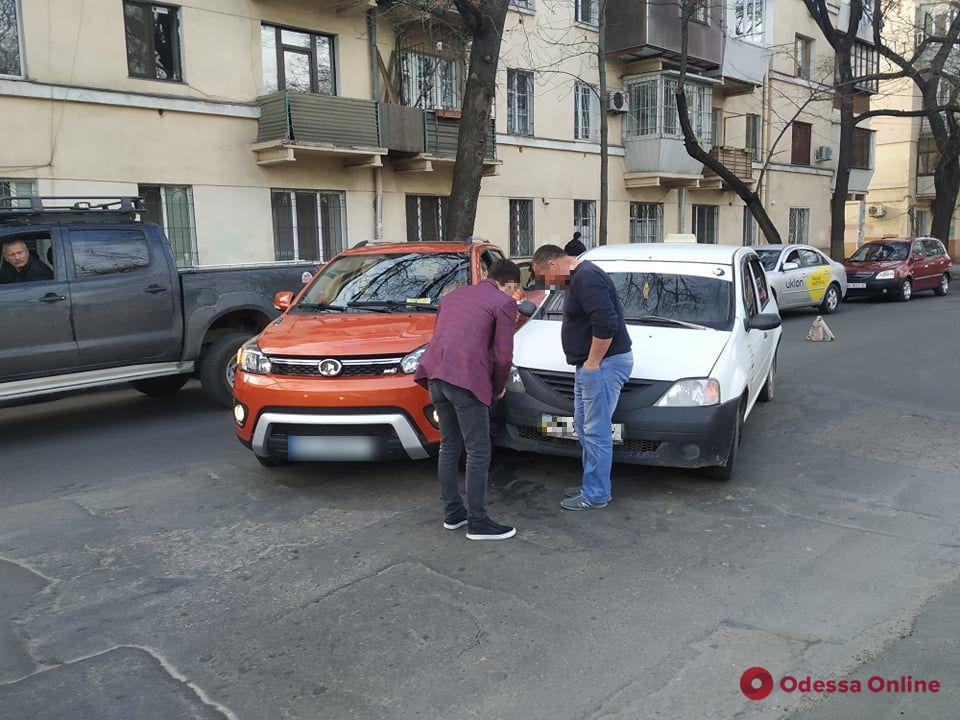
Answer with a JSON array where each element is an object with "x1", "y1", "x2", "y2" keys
[{"x1": 664, "y1": 233, "x2": 697, "y2": 244}]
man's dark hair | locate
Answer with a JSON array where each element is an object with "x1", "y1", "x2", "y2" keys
[
  {"x1": 488, "y1": 259, "x2": 521, "y2": 285},
  {"x1": 532, "y1": 244, "x2": 566, "y2": 266},
  {"x1": 572, "y1": 231, "x2": 582, "y2": 241}
]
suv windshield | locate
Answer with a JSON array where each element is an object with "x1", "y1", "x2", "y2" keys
[
  {"x1": 849, "y1": 242, "x2": 910, "y2": 262},
  {"x1": 542, "y1": 271, "x2": 735, "y2": 331},
  {"x1": 755, "y1": 249, "x2": 781, "y2": 271},
  {"x1": 297, "y1": 252, "x2": 469, "y2": 311}
]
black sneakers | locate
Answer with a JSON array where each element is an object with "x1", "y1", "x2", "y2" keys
[
  {"x1": 466, "y1": 518, "x2": 517, "y2": 541},
  {"x1": 443, "y1": 509, "x2": 468, "y2": 530}
]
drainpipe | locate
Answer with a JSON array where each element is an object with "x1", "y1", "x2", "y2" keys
[
  {"x1": 367, "y1": 8, "x2": 384, "y2": 241},
  {"x1": 374, "y1": 166, "x2": 384, "y2": 241},
  {"x1": 678, "y1": 188, "x2": 687, "y2": 233}
]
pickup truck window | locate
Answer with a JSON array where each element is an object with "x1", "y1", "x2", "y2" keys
[{"x1": 71, "y1": 229, "x2": 151, "y2": 277}]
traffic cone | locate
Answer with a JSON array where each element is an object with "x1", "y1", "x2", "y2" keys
[{"x1": 806, "y1": 315, "x2": 836, "y2": 342}]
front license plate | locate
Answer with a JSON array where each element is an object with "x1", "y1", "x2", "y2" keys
[
  {"x1": 540, "y1": 415, "x2": 624, "y2": 444},
  {"x1": 287, "y1": 435, "x2": 378, "y2": 461},
  {"x1": 848, "y1": 282, "x2": 867, "y2": 289}
]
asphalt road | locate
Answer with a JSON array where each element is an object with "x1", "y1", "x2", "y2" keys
[{"x1": 1, "y1": 292, "x2": 959, "y2": 720}]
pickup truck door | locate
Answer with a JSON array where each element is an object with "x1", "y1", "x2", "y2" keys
[
  {"x1": 0, "y1": 228, "x2": 79, "y2": 379},
  {"x1": 66, "y1": 225, "x2": 179, "y2": 367}
]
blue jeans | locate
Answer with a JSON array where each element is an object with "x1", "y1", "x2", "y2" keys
[{"x1": 573, "y1": 351, "x2": 634, "y2": 503}]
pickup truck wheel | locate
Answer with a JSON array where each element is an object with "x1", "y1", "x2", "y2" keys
[
  {"x1": 131, "y1": 374, "x2": 190, "y2": 397},
  {"x1": 200, "y1": 332, "x2": 251, "y2": 407}
]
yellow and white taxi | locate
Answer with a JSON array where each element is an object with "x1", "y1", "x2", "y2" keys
[{"x1": 754, "y1": 244, "x2": 847, "y2": 313}]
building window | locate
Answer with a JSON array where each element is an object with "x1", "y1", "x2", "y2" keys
[
  {"x1": 574, "y1": 81, "x2": 599, "y2": 141},
  {"x1": 509, "y1": 199, "x2": 534, "y2": 256},
  {"x1": 850, "y1": 128, "x2": 873, "y2": 170},
  {"x1": 743, "y1": 209, "x2": 758, "y2": 246},
  {"x1": 138, "y1": 184, "x2": 198, "y2": 267},
  {"x1": 510, "y1": 0, "x2": 535, "y2": 10},
  {"x1": 574, "y1": 200, "x2": 596, "y2": 247},
  {"x1": 711, "y1": 107, "x2": 723, "y2": 146},
  {"x1": 123, "y1": 2, "x2": 183, "y2": 82},
  {"x1": 914, "y1": 207, "x2": 930, "y2": 236},
  {"x1": 788, "y1": 208, "x2": 810, "y2": 244},
  {"x1": 918, "y1": 136, "x2": 939, "y2": 176},
  {"x1": 0, "y1": 0, "x2": 22, "y2": 77},
  {"x1": 734, "y1": 0, "x2": 764, "y2": 41},
  {"x1": 400, "y1": 51, "x2": 459, "y2": 110},
  {"x1": 625, "y1": 74, "x2": 712, "y2": 142},
  {"x1": 745, "y1": 114, "x2": 761, "y2": 162},
  {"x1": 794, "y1": 35, "x2": 812, "y2": 80},
  {"x1": 575, "y1": 0, "x2": 599, "y2": 26},
  {"x1": 507, "y1": 70, "x2": 534, "y2": 136},
  {"x1": 271, "y1": 189, "x2": 345, "y2": 262},
  {"x1": 851, "y1": 42, "x2": 879, "y2": 93},
  {"x1": 791, "y1": 121, "x2": 812, "y2": 165},
  {"x1": 630, "y1": 203, "x2": 663, "y2": 243},
  {"x1": 406, "y1": 195, "x2": 446, "y2": 243},
  {"x1": 261, "y1": 24, "x2": 335, "y2": 95},
  {"x1": 0, "y1": 178, "x2": 36, "y2": 209},
  {"x1": 692, "y1": 205, "x2": 719, "y2": 244},
  {"x1": 691, "y1": 0, "x2": 709, "y2": 24}
]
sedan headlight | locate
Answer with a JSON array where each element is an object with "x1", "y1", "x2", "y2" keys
[
  {"x1": 505, "y1": 366, "x2": 525, "y2": 393},
  {"x1": 400, "y1": 345, "x2": 428, "y2": 374},
  {"x1": 237, "y1": 341, "x2": 272, "y2": 375},
  {"x1": 875, "y1": 269, "x2": 895, "y2": 280},
  {"x1": 655, "y1": 378, "x2": 721, "y2": 407}
]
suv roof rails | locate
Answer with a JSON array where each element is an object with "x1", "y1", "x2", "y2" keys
[{"x1": 0, "y1": 196, "x2": 145, "y2": 225}]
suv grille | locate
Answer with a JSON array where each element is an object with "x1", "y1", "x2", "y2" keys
[
  {"x1": 269, "y1": 357, "x2": 402, "y2": 378},
  {"x1": 529, "y1": 370, "x2": 649, "y2": 401},
  {"x1": 516, "y1": 426, "x2": 660, "y2": 455}
]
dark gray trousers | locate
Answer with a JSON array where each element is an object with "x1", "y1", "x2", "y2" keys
[{"x1": 427, "y1": 379, "x2": 490, "y2": 523}]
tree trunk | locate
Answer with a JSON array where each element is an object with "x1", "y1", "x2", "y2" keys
[
  {"x1": 445, "y1": 0, "x2": 510, "y2": 243},
  {"x1": 597, "y1": 1, "x2": 608, "y2": 246},
  {"x1": 831, "y1": 90, "x2": 855, "y2": 260},
  {"x1": 931, "y1": 153, "x2": 960, "y2": 241}
]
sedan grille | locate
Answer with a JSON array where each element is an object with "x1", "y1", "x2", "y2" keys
[
  {"x1": 529, "y1": 370, "x2": 649, "y2": 401},
  {"x1": 269, "y1": 357, "x2": 402, "y2": 378},
  {"x1": 847, "y1": 271, "x2": 874, "y2": 280}
]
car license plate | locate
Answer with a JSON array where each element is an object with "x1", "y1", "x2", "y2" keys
[
  {"x1": 540, "y1": 415, "x2": 624, "y2": 444},
  {"x1": 848, "y1": 282, "x2": 867, "y2": 289},
  {"x1": 287, "y1": 435, "x2": 378, "y2": 461}
]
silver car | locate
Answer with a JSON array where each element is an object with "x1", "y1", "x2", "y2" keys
[{"x1": 754, "y1": 244, "x2": 847, "y2": 314}]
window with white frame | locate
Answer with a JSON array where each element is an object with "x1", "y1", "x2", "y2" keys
[
  {"x1": 690, "y1": 0, "x2": 709, "y2": 23},
  {"x1": 574, "y1": 81, "x2": 599, "y2": 141},
  {"x1": 913, "y1": 207, "x2": 930, "y2": 237},
  {"x1": 509, "y1": 199, "x2": 534, "y2": 256},
  {"x1": 711, "y1": 107, "x2": 723, "y2": 146},
  {"x1": 124, "y1": 2, "x2": 183, "y2": 82},
  {"x1": 851, "y1": 41, "x2": 879, "y2": 93},
  {"x1": 507, "y1": 69, "x2": 534, "y2": 135},
  {"x1": 0, "y1": 178, "x2": 36, "y2": 209},
  {"x1": 745, "y1": 113, "x2": 761, "y2": 162},
  {"x1": 795, "y1": 35, "x2": 812, "y2": 80},
  {"x1": 510, "y1": 0, "x2": 535, "y2": 10},
  {"x1": 693, "y1": 205, "x2": 719, "y2": 244},
  {"x1": 0, "y1": 0, "x2": 23, "y2": 77},
  {"x1": 575, "y1": 0, "x2": 599, "y2": 25},
  {"x1": 271, "y1": 189, "x2": 345, "y2": 262},
  {"x1": 625, "y1": 74, "x2": 712, "y2": 144},
  {"x1": 261, "y1": 24, "x2": 336, "y2": 95},
  {"x1": 626, "y1": 78, "x2": 658, "y2": 136},
  {"x1": 630, "y1": 203, "x2": 663, "y2": 243},
  {"x1": 139, "y1": 184, "x2": 198, "y2": 267},
  {"x1": 406, "y1": 195, "x2": 446, "y2": 243},
  {"x1": 788, "y1": 207, "x2": 810, "y2": 244},
  {"x1": 734, "y1": 0, "x2": 764, "y2": 41},
  {"x1": 574, "y1": 200, "x2": 596, "y2": 247},
  {"x1": 400, "y1": 51, "x2": 460, "y2": 110},
  {"x1": 663, "y1": 77, "x2": 711, "y2": 142}
]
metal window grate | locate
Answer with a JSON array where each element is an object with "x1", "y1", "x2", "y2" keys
[
  {"x1": 574, "y1": 200, "x2": 596, "y2": 248},
  {"x1": 0, "y1": 178, "x2": 37, "y2": 209},
  {"x1": 692, "y1": 205, "x2": 719, "y2": 244},
  {"x1": 507, "y1": 69, "x2": 534, "y2": 135},
  {"x1": 788, "y1": 208, "x2": 810, "y2": 244},
  {"x1": 575, "y1": 0, "x2": 598, "y2": 25},
  {"x1": 400, "y1": 51, "x2": 460, "y2": 110},
  {"x1": 630, "y1": 203, "x2": 663, "y2": 243},
  {"x1": 509, "y1": 199, "x2": 534, "y2": 256},
  {"x1": 405, "y1": 195, "x2": 446, "y2": 243},
  {"x1": 743, "y1": 209, "x2": 758, "y2": 246},
  {"x1": 574, "y1": 81, "x2": 598, "y2": 141},
  {"x1": 138, "y1": 184, "x2": 198, "y2": 267},
  {"x1": 734, "y1": 0, "x2": 764, "y2": 40},
  {"x1": 271, "y1": 189, "x2": 345, "y2": 262}
]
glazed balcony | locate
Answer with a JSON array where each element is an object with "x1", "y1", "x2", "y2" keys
[{"x1": 605, "y1": 0, "x2": 723, "y2": 69}]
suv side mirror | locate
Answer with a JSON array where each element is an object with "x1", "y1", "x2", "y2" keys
[
  {"x1": 517, "y1": 300, "x2": 537, "y2": 318},
  {"x1": 273, "y1": 291, "x2": 294, "y2": 312},
  {"x1": 747, "y1": 313, "x2": 781, "y2": 331},
  {"x1": 782, "y1": 261, "x2": 800, "y2": 271}
]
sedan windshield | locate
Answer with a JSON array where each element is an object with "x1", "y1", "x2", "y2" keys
[
  {"x1": 755, "y1": 249, "x2": 781, "y2": 271},
  {"x1": 849, "y1": 243, "x2": 910, "y2": 262},
  {"x1": 297, "y1": 252, "x2": 469, "y2": 311},
  {"x1": 542, "y1": 271, "x2": 735, "y2": 331}
]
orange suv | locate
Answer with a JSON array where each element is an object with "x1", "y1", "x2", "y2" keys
[{"x1": 233, "y1": 240, "x2": 541, "y2": 466}]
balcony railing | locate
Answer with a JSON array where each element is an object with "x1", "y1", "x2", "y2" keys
[
  {"x1": 425, "y1": 111, "x2": 496, "y2": 160},
  {"x1": 257, "y1": 91, "x2": 381, "y2": 149},
  {"x1": 703, "y1": 146, "x2": 755, "y2": 185}
]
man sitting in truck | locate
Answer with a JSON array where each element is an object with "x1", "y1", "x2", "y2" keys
[{"x1": 0, "y1": 239, "x2": 54, "y2": 284}]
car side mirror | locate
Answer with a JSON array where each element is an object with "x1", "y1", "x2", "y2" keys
[
  {"x1": 273, "y1": 291, "x2": 294, "y2": 312},
  {"x1": 517, "y1": 300, "x2": 537, "y2": 318},
  {"x1": 747, "y1": 313, "x2": 781, "y2": 331},
  {"x1": 782, "y1": 261, "x2": 800, "y2": 271}
]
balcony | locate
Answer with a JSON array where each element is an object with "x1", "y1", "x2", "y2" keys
[
  {"x1": 606, "y1": 0, "x2": 722, "y2": 69},
  {"x1": 388, "y1": 109, "x2": 499, "y2": 175},
  {"x1": 917, "y1": 175, "x2": 936, "y2": 198},
  {"x1": 702, "y1": 146, "x2": 756, "y2": 188},
  {"x1": 623, "y1": 136, "x2": 707, "y2": 188},
  {"x1": 713, "y1": 37, "x2": 771, "y2": 92},
  {"x1": 254, "y1": 92, "x2": 386, "y2": 167}
]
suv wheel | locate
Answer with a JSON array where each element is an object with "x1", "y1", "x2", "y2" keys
[
  {"x1": 199, "y1": 332, "x2": 252, "y2": 407},
  {"x1": 934, "y1": 273, "x2": 950, "y2": 297}
]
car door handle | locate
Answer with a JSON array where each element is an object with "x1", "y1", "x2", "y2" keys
[
  {"x1": 38, "y1": 293, "x2": 67, "y2": 303},
  {"x1": 144, "y1": 284, "x2": 168, "y2": 294}
]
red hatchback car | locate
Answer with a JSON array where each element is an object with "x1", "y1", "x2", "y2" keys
[{"x1": 844, "y1": 237, "x2": 952, "y2": 301}]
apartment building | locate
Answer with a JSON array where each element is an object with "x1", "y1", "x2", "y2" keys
[
  {"x1": 863, "y1": 0, "x2": 960, "y2": 257},
  {"x1": 0, "y1": 0, "x2": 874, "y2": 266}
]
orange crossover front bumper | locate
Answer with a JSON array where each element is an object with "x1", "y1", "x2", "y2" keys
[{"x1": 233, "y1": 371, "x2": 440, "y2": 462}]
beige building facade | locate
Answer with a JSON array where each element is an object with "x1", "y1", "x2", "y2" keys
[{"x1": 0, "y1": 0, "x2": 873, "y2": 266}]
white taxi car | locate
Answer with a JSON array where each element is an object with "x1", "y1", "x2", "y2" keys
[
  {"x1": 495, "y1": 243, "x2": 782, "y2": 480},
  {"x1": 753, "y1": 244, "x2": 847, "y2": 313}
]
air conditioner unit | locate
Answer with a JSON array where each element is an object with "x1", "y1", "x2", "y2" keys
[
  {"x1": 867, "y1": 204, "x2": 886, "y2": 218},
  {"x1": 606, "y1": 89, "x2": 630, "y2": 113},
  {"x1": 814, "y1": 145, "x2": 833, "y2": 162}
]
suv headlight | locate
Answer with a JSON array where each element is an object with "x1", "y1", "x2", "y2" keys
[
  {"x1": 655, "y1": 378, "x2": 720, "y2": 407},
  {"x1": 237, "y1": 341, "x2": 272, "y2": 375},
  {"x1": 875, "y1": 269, "x2": 895, "y2": 280},
  {"x1": 505, "y1": 366, "x2": 525, "y2": 393},
  {"x1": 400, "y1": 345, "x2": 428, "y2": 374}
]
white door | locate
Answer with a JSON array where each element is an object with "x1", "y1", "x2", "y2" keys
[
  {"x1": 739, "y1": 257, "x2": 767, "y2": 403},
  {"x1": 778, "y1": 248, "x2": 807, "y2": 308}
]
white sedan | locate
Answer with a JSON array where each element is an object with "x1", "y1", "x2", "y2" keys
[
  {"x1": 495, "y1": 243, "x2": 782, "y2": 480},
  {"x1": 753, "y1": 244, "x2": 847, "y2": 313}
]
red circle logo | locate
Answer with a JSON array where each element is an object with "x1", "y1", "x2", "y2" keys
[{"x1": 740, "y1": 667, "x2": 774, "y2": 700}]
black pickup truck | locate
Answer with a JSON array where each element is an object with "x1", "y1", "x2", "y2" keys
[{"x1": 0, "y1": 197, "x2": 316, "y2": 406}]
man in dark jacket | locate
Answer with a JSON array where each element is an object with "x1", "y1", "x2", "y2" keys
[
  {"x1": 532, "y1": 244, "x2": 633, "y2": 511},
  {"x1": 0, "y1": 240, "x2": 54, "y2": 284},
  {"x1": 564, "y1": 231, "x2": 586, "y2": 257},
  {"x1": 415, "y1": 259, "x2": 522, "y2": 541}
]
